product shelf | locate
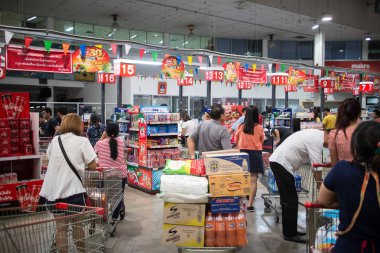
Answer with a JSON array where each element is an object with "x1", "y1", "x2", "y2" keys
[
  {"x1": 129, "y1": 127, "x2": 139, "y2": 131},
  {"x1": 147, "y1": 144, "x2": 181, "y2": 149},
  {"x1": 126, "y1": 144, "x2": 139, "y2": 149},
  {"x1": 148, "y1": 133, "x2": 178, "y2": 137},
  {"x1": 127, "y1": 162, "x2": 139, "y2": 167},
  {"x1": 146, "y1": 121, "x2": 179, "y2": 125},
  {"x1": 127, "y1": 183, "x2": 160, "y2": 195},
  {"x1": 117, "y1": 119, "x2": 130, "y2": 123},
  {"x1": 0, "y1": 154, "x2": 41, "y2": 162},
  {"x1": 138, "y1": 165, "x2": 165, "y2": 171}
]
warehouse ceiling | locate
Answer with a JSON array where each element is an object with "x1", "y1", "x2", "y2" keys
[{"x1": 0, "y1": 0, "x2": 379, "y2": 41}]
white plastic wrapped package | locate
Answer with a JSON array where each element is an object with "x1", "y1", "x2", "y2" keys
[
  {"x1": 156, "y1": 192, "x2": 210, "y2": 203},
  {"x1": 160, "y1": 175, "x2": 209, "y2": 195}
]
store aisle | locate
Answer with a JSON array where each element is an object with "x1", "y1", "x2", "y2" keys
[{"x1": 107, "y1": 183, "x2": 305, "y2": 253}]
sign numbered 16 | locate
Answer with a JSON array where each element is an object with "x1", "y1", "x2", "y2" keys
[
  {"x1": 0, "y1": 67, "x2": 5, "y2": 79},
  {"x1": 97, "y1": 73, "x2": 115, "y2": 84},
  {"x1": 114, "y1": 63, "x2": 136, "y2": 77},
  {"x1": 205, "y1": 70, "x2": 224, "y2": 81},
  {"x1": 284, "y1": 85, "x2": 297, "y2": 92},
  {"x1": 271, "y1": 75, "x2": 289, "y2": 85}
]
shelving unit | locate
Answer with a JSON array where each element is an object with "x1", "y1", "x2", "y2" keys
[{"x1": 272, "y1": 108, "x2": 292, "y2": 129}]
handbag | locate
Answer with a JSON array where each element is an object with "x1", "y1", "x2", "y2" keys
[{"x1": 58, "y1": 136, "x2": 92, "y2": 206}]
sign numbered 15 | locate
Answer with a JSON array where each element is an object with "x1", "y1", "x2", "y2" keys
[
  {"x1": 114, "y1": 63, "x2": 136, "y2": 77},
  {"x1": 284, "y1": 85, "x2": 297, "y2": 92},
  {"x1": 205, "y1": 70, "x2": 224, "y2": 81},
  {"x1": 271, "y1": 75, "x2": 289, "y2": 85},
  {"x1": 97, "y1": 73, "x2": 115, "y2": 84},
  {"x1": 0, "y1": 67, "x2": 6, "y2": 79}
]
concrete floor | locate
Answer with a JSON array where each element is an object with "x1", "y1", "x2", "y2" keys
[{"x1": 106, "y1": 183, "x2": 307, "y2": 253}]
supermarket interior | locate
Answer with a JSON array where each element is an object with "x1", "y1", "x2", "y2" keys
[{"x1": 0, "y1": 0, "x2": 380, "y2": 252}]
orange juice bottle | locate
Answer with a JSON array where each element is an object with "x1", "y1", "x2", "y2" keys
[
  {"x1": 215, "y1": 213, "x2": 226, "y2": 247},
  {"x1": 205, "y1": 212, "x2": 216, "y2": 247},
  {"x1": 225, "y1": 213, "x2": 237, "y2": 247},
  {"x1": 235, "y1": 211, "x2": 247, "y2": 246}
]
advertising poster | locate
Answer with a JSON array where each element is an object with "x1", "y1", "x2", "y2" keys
[
  {"x1": 223, "y1": 62, "x2": 239, "y2": 82},
  {"x1": 161, "y1": 56, "x2": 185, "y2": 79},
  {"x1": 6, "y1": 46, "x2": 72, "y2": 73},
  {"x1": 238, "y1": 67, "x2": 267, "y2": 84},
  {"x1": 0, "y1": 92, "x2": 30, "y2": 119},
  {"x1": 72, "y1": 46, "x2": 111, "y2": 73},
  {"x1": 288, "y1": 69, "x2": 307, "y2": 85}
]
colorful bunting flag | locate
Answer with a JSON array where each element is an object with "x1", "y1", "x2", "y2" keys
[
  {"x1": 198, "y1": 56, "x2": 203, "y2": 65},
  {"x1": 139, "y1": 49, "x2": 145, "y2": 59},
  {"x1": 176, "y1": 55, "x2": 182, "y2": 65},
  {"x1": 62, "y1": 43, "x2": 70, "y2": 55},
  {"x1": 4, "y1": 31, "x2": 14, "y2": 45},
  {"x1": 189, "y1": 69, "x2": 193, "y2": 74},
  {"x1": 244, "y1": 63, "x2": 249, "y2": 71},
  {"x1": 44, "y1": 40, "x2": 52, "y2": 52},
  {"x1": 80, "y1": 44, "x2": 87, "y2": 58},
  {"x1": 124, "y1": 44, "x2": 131, "y2": 56},
  {"x1": 275, "y1": 63, "x2": 280, "y2": 72},
  {"x1": 152, "y1": 52, "x2": 158, "y2": 61},
  {"x1": 24, "y1": 36, "x2": 33, "y2": 48},
  {"x1": 268, "y1": 63, "x2": 273, "y2": 72},
  {"x1": 236, "y1": 62, "x2": 241, "y2": 70},
  {"x1": 217, "y1": 56, "x2": 222, "y2": 65},
  {"x1": 252, "y1": 64, "x2": 257, "y2": 72},
  {"x1": 111, "y1": 44, "x2": 118, "y2": 55},
  {"x1": 281, "y1": 64, "x2": 286, "y2": 72},
  {"x1": 261, "y1": 64, "x2": 265, "y2": 69},
  {"x1": 195, "y1": 68, "x2": 199, "y2": 75},
  {"x1": 94, "y1": 44, "x2": 103, "y2": 49},
  {"x1": 188, "y1": 56, "x2": 193, "y2": 66},
  {"x1": 208, "y1": 55, "x2": 213, "y2": 65}
]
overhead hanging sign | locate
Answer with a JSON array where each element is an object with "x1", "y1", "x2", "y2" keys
[
  {"x1": 114, "y1": 62, "x2": 136, "y2": 77},
  {"x1": 238, "y1": 68, "x2": 267, "y2": 84},
  {"x1": 325, "y1": 60, "x2": 380, "y2": 72},
  {"x1": 319, "y1": 78, "x2": 336, "y2": 88},
  {"x1": 284, "y1": 85, "x2": 298, "y2": 92},
  {"x1": 161, "y1": 56, "x2": 185, "y2": 79},
  {"x1": 236, "y1": 81, "x2": 252, "y2": 90},
  {"x1": 353, "y1": 88, "x2": 360, "y2": 96},
  {"x1": 359, "y1": 81, "x2": 374, "y2": 92},
  {"x1": 72, "y1": 46, "x2": 111, "y2": 73},
  {"x1": 97, "y1": 72, "x2": 115, "y2": 84},
  {"x1": 288, "y1": 69, "x2": 307, "y2": 85},
  {"x1": 223, "y1": 62, "x2": 239, "y2": 82},
  {"x1": 177, "y1": 75, "x2": 194, "y2": 86},
  {"x1": 324, "y1": 88, "x2": 334, "y2": 94},
  {"x1": 6, "y1": 45, "x2": 72, "y2": 73},
  {"x1": 269, "y1": 73, "x2": 289, "y2": 85},
  {"x1": 205, "y1": 70, "x2": 224, "y2": 81}
]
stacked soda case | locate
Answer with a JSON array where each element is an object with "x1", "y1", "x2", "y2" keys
[
  {"x1": 127, "y1": 148, "x2": 181, "y2": 168},
  {"x1": 0, "y1": 118, "x2": 33, "y2": 157}
]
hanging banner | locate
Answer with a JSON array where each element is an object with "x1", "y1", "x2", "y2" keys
[
  {"x1": 359, "y1": 81, "x2": 374, "y2": 92},
  {"x1": 325, "y1": 60, "x2": 380, "y2": 72},
  {"x1": 335, "y1": 72, "x2": 359, "y2": 92},
  {"x1": 205, "y1": 69, "x2": 224, "y2": 81},
  {"x1": 319, "y1": 78, "x2": 336, "y2": 88},
  {"x1": 6, "y1": 46, "x2": 72, "y2": 73},
  {"x1": 222, "y1": 62, "x2": 239, "y2": 82},
  {"x1": 303, "y1": 75, "x2": 319, "y2": 93},
  {"x1": 114, "y1": 62, "x2": 136, "y2": 77},
  {"x1": 72, "y1": 46, "x2": 111, "y2": 73},
  {"x1": 238, "y1": 67, "x2": 267, "y2": 84},
  {"x1": 161, "y1": 56, "x2": 185, "y2": 79},
  {"x1": 288, "y1": 69, "x2": 307, "y2": 85}
]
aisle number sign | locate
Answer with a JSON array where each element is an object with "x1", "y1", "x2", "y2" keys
[
  {"x1": 271, "y1": 75, "x2": 289, "y2": 85},
  {"x1": 177, "y1": 76, "x2": 194, "y2": 86},
  {"x1": 320, "y1": 78, "x2": 335, "y2": 88},
  {"x1": 97, "y1": 73, "x2": 115, "y2": 84},
  {"x1": 359, "y1": 82, "x2": 374, "y2": 92},
  {"x1": 353, "y1": 88, "x2": 360, "y2": 96},
  {"x1": 237, "y1": 81, "x2": 252, "y2": 90},
  {"x1": 284, "y1": 85, "x2": 298, "y2": 92},
  {"x1": 205, "y1": 70, "x2": 224, "y2": 81},
  {"x1": 114, "y1": 63, "x2": 136, "y2": 77},
  {"x1": 0, "y1": 67, "x2": 5, "y2": 79},
  {"x1": 324, "y1": 88, "x2": 334, "y2": 94}
]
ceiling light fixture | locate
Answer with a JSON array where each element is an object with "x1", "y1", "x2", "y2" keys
[
  {"x1": 312, "y1": 24, "x2": 319, "y2": 30},
  {"x1": 110, "y1": 14, "x2": 120, "y2": 31},
  {"x1": 321, "y1": 15, "x2": 333, "y2": 22},
  {"x1": 130, "y1": 34, "x2": 138, "y2": 39},
  {"x1": 65, "y1": 27, "x2": 74, "y2": 32},
  {"x1": 27, "y1": 16, "x2": 37, "y2": 21},
  {"x1": 268, "y1": 34, "x2": 275, "y2": 48},
  {"x1": 365, "y1": 37, "x2": 371, "y2": 41},
  {"x1": 187, "y1": 24, "x2": 195, "y2": 38},
  {"x1": 159, "y1": 40, "x2": 163, "y2": 44},
  {"x1": 154, "y1": 34, "x2": 158, "y2": 37},
  {"x1": 107, "y1": 32, "x2": 113, "y2": 37}
]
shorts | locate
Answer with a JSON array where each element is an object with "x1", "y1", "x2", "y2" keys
[
  {"x1": 46, "y1": 192, "x2": 86, "y2": 215},
  {"x1": 240, "y1": 149, "x2": 264, "y2": 174}
]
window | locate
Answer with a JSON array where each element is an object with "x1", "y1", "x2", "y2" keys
[
  {"x1": 0, "y1": 11, "x2": 21, "y2": 26},
  {"x1": 147, "y1": 32, "x2": 163, "y2": 45},
  {"x1": 231, "y1": 39, "x2": 248, "y2": 55},
  {"x1": 346, "y1": 41, "x2": 362, "y2": 59},
  {"x1": 152, "y1": 96, "x2": 171, "y2": 107},
  {"x1": 113, "y1": 29, "x2": 129, "y2": 40},
  {"x1": 282, "y1": 41, "x2": 298, "y2": 60},
  {"x1": 268, "y1": 41, "x2": 282, "y2": 59},
  {"x1": 94, "y1": 25, "x2": 111, "y2": 38},
  {"x1": 247, "y1": 40, "x2": 263, "y2": 56},
  {"x1": 172, "y1": 96, "x2": 188, "y2": 113},
  {"x1": 54, "y1": 19, "x2": 74, "y2": 34},
  {"x1": 74, "y1": 22, "x2": 94, "y2": 36},
  {"x1": 185, "y1": 36, "x2": 201, "y2": 49},
  {"x1": 130, "y1": 30, "x2": 147, "y2": 43},
  {"x1": 369, "y1": 40, "x2": 380, "y2": 59},
  {"x1": 190, "y1": 97, "x2": 207, "y2": 119},
  {"x1": 201, "y1": 37, "x2": 211, "y2": 49},
  {"x1": 134, "y1": 95, "x2": 151, "y2": 106},
  {"x1": 298, "y1": 41, "x2": 313, "y2": 60},
  {"x1": 330, "y1": 41, "x2": 346, "y2": 59},
  {"x1": 216, "y1": 38, "x2": 231, "y2": 54},
  {"x1": 170, "y1": 34, "x2": 185, "y2": 48}
]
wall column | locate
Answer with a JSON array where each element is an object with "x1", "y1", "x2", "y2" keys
[{"x1": 314, "y1": 31, "x2": 325, "y2": 114}]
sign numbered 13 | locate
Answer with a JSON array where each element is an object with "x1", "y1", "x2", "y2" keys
[
  {"x1": 115, "y1": 63, "x2": 136, "y2": 77},
  {"x1": 205, "y1": 70, "x2": 224, "y2": 81},
  {"x1": 0, "y1": 67, "x2": 5, "y2": 79},
  {"x1": 97, "y1": 73, "x2": 115, "y2": 84},
  {"x1": 271, "y1": 75, "x2": 289, "y2": 85}
]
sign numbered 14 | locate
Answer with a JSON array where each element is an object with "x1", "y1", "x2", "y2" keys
[
  {"x1": 114, "y1": 63, "x2": 136, "y2": 77},
  {"x1": 205, "y1": 70, "x2": 224, "y2": 81},
  {"x1": 97, "y1": 73, "x2": 115, "y2": 84}
]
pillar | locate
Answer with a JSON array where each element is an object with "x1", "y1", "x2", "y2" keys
[
  {"x1": 238, "y1": 89, "x2": 242, "y2": 105},
  {"x1": 362, "y1": 40, "x2": 369, "y2": 60},
  {"x1": 271, "y1": 64, "x2": 276, "y2": 108},
  {"x1": 163, "y1": 33, "x2": 170, "y2": 47},
  {"x1": 117, "y1": 45, "x2": 123, "y2": 107},
  {"x1": 314, "y1": 31, "x2": 325, "y2": 115},
  {"x1": 262, "y1": 39, "x2": 268, "y2": 58}
]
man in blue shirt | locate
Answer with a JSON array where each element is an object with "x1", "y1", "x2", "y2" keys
[{"x1": 229, "y1": 107, "x2": 248, "y2": 134}]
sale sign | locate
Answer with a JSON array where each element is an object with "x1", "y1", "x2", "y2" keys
[
  {"x1": 223, "y1": 62, "x2": 239, "y2": 82},
  {"x1": 353, "y1": 88, "x2": 360, "y2": 96},
  {"x1": 238, "y1": 68, "x2": 267, "y2": 84},
  {"x1": 6, "y1": 46, "x2": 72, "y2": 73},
  {"x1": 205, "y1": 70, "x2": 224, "y2": 81},
  {"x1": 114, "y1": 63, "x2": 136, "y2": 77},
  {"x1": 359, "y1": 82, "x2": 374, "y2": 92},
  {"x1": 284, "y1": 85, "x2": 298, "y2": 92},
  {"x1": 320, "y1": 78, "x2": 336, "y2": 88},
  {"x1": 162, "y1": 56, "x2": 185, "y2": 79},
  {"x1": 270, "y1": 74, "x2": 289, "y2": 85},
  {"x1": 97, "y1": 72, "x2": 115, "y2": 84},
  {"x1": 0, "y1": 67, "x2": 6, "y2": 79},
  {"x1": 72, "y1": 46, "x2": 111, "y2": 72},
  {"x1": 177, "y1": 75, "x2": 194, "y2": 86},
  {"x1": 324, "y1": 88, "x2": 334, "y2": 94},
  {"x1": 237, "y1": 81, "x2": 252, "y2": 90}
]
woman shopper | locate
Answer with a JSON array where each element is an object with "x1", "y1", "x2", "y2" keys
[
  {"x1": 95, "y1": 123, "x2": 127, "y2": 221},
  {"x1": 271, "y1": 127, "x2": 293, "y2": 147},
  {"x1": 328, "y1": 98, "x2": 361, "y2": 166},
  {"x1": 180, "y1": 111, "x2": 196, "y2": 145},
  {"x1": 235, "y1": 106, "x2": 265, "y2": 212},
  {"x1": 39, "y1": 114, "x2": 97, "y2": 253},
  {"x1": 87, "y1": 113, "x2": 106, "y2": 146},
  {"x1": 318, "y1": 121, "x2": 380, "y2": 253}
]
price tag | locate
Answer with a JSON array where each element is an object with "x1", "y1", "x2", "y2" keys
[
  {"x1": 320, "y1": 79, "x2": 335, "y2": 88},
  {"x1": 205, "y1": 70, "x2": 224, "y2": 81},
  {"x1": 359, "y1": 83, "x2": 374, "y2": 92},
  {"x1": 271, "y1": 75, "x2": 289, "y2": 85},
  {"x1": 324, "y1": 88, "x2": 334, "y2": 94},
  {"x1": 97, "y1": 73, "x2": 115, "y2": 84},
  {"x1": 177, "y1": 76, "x2": 194, "y2": 86},
  {"x1": 114, "y1": 63, "x2": 136, "y2": 77},
  {"x1": 284, "y1": 85, "x2": 298, "y2": 92},
  {"x1": 352, "y1": 88, "x2": 360, "y2": 96},
  {"x1": 0, "y1": 67, "x2": 5, "y2": 79},
  {"x1": 237, "y1": 81, "x2": 252, "y2": 90}
]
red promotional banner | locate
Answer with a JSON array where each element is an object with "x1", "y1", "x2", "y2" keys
[
  {"x1": 6, "y1": 46, "x2": 72, "y2": 73},
  {"x1": 303, "y1": 86, "x2": 319, "y2": 92},
  {"x1": 162, "y1": 56, "x2": 185, "y2": 79},
  {"x1": 359, "y1": 82, "x2": 374, "y2": 92},
  {"x1": 0, "y1": 92, "x2": 30, "y2": 119},
  {"x1": 288, "y1": 69, "x2": 307, "y2": 85},
  {"x1": 320, "y1": 78, "x2": 336, "y2": 88},
  {"x1": 325, "y1": 61, "x2": 380, "y2": 72},
  {"x1": 238, "y1": 68, "x2": 267, "y2": 84},
  {"x1": 114, "y1": 63, "x2": 136, "y2": 77}
]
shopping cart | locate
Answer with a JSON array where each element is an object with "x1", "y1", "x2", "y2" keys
[
  {"x1": 0, "y1": 202, "x2": 105, "y2": 253},
  {"x1": 84, "y1": 167, "x2": 125, "y2": 237},
  {"x1": 305, "y1": 202, "x2": 339, "y2": 253}
]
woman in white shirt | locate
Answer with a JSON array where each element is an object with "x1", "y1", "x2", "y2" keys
[
  {"x1": 40, "y1": 113, "x2": 97, "y2": 253},
  {"x1": 180, "y1": 111, "x2": 196, "y2": 145}
]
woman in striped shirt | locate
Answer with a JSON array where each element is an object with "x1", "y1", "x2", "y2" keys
[{"x1": 95, "y1": 123, "x2": 127, "y2": 220}]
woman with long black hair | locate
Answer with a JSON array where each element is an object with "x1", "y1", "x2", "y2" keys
[
  {"x1": 235, "y1": 106, "x2": 265, "y2": 212},
  {"x1": 328, "y1": 98, "x2": 361, "y2": 166},
  {"x1": 95, "y1": 123, "x2": 127, "y2": 221},
  {"x1": 318, "y1": 121, "x2": 380, "y2": 252}
]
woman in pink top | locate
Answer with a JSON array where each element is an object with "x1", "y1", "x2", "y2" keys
[
  {"x1": 235, "y1": 106, "x2": 265, "y2": 212},
  {"x1": 95, "y1": 122, "x2": 127, "y2": 220},
  {"x1": 328, "y1": 98, "x2": 361, "y2": 166}
]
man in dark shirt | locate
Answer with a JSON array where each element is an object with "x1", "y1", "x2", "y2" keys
[{"x1": 42, "y1": 107, "x2": 59, "y2": 137}]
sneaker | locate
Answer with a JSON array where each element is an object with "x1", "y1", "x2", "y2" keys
[{"x1": 247, "y1": 206, "x2": 255, "y2": 212}]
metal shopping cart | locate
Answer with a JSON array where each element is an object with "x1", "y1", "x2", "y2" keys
[
  {"x1": 305, "y1": 202, "x2": 339, "y2": 253},
  {"x1": 84, "y1": 167, "x2": 125, "y2": 237},
  {"x1": 0, "y1": 203, "x2": 105, "y2": 253}
]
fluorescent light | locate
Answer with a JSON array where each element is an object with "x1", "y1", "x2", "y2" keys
[
  {"x1": 321, "y1": 15, "x2": 332, "y2": 22},
  {"x1": 312, "y1": 24, "x2": 319, "y2": 30},
  {"x1": 27, "y1": 16, "x2": 37, "y2": 21},
  {"x1": 107, "y1": 32, "x2": 113, "y2": 37},
  {"x1": 185, "y1": 41, "x2": 189, "y2": 44},
  {"x1": 114, "y1": 59, "x2": 161, "y2": 66},
  {"x1": 159, "y1": 40, "x2": 163, "y2": 44},
  {"x1": 154, "y1": 34, "x2": 158, "y2": 37},
  {"x1": 365, "y1": 37, "x2": 371, "y2": 41},
  {"x1": 65, "y1": 27, "x2": 74, "y2": 32},
  {"x1": 130, "y1": 34, "x2": 138, "y2": 39},
  {"x1": 339, "y1": 49, "x2": 344, "y2": 53}
]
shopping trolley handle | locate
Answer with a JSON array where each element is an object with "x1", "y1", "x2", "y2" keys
[
  {"x1": 312, "y1": 163, "x2": 332, "y2": 168},
  {"x1": 304, "y1": 202, "x2": 325, "y2": 209}
]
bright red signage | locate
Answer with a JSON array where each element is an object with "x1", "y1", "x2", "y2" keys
[
  {"x1": 0, "y1": 92, "x2": 30, "y2": 119},
  {"x1": 284, "y1": 85, "x2": 298, "y2": 92},
  {"x1": 325, "y1": 61, "x2": 380, "y2": 72},
  {"x1": 271, "y1": 75, "x2": 289, "y2": 85},
  {"x1": 353, "y1": 88, "x2": 360, "y2": 96},
  {"x1": 114, "y1": 63, "x2": 136, "y2": 77},
  {"x1": 177, "y1": 76, "x2": 194, "y2": 86},
  {"x1": 6, "y1": 46, "x2": 72, "y2": 73},
  {"x1": 97, "y1": 73, "x2": 115, "y2": 84},
  {"x1": 237, "y1": 81, "x2": 252, "y2": 90},
  {"x1": 359, "y1": 82, "x2": 374, "y2": 92},
  {"x1": 205, "y1": 70, "x2": 224, "y2": 81},
  {"x1": 320, "y1": 78, "x2": 336, "y2": 88},
  {"x1": 324, "y1": 88, "x2": 334, "y2": 94},
  {"x1": 0, "y1": 67, "x2": 5, "y2": 79}
]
